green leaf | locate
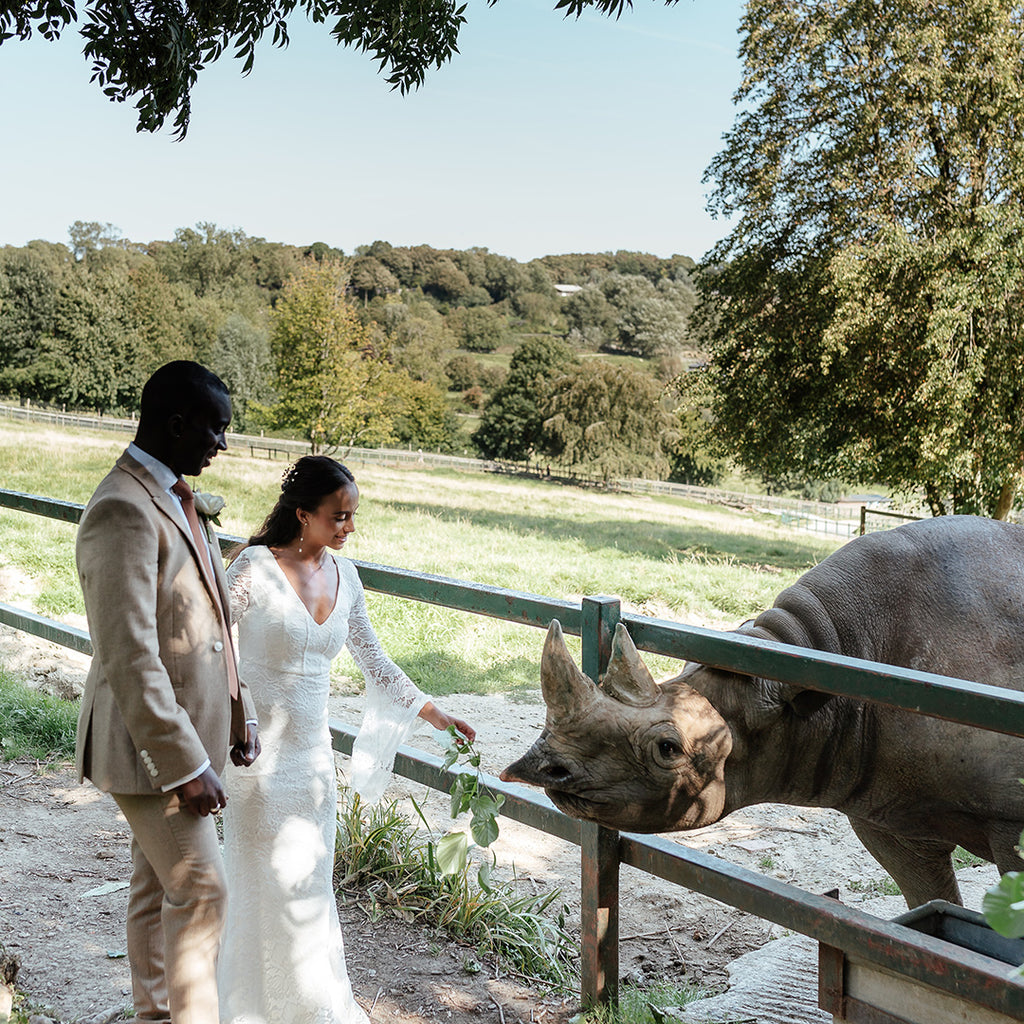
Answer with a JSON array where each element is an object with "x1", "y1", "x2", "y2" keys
[
  {"x1": 477, "y1": 858, "x2": 494, "y2": 892},
  {"x1": 449, "y1": 773, "x2": 475, "y2": 818},
  {"x1": 435, "y1": 830, "x2": 469, "y2": 877},
  {"x1": 983, "y1": 872, "x2": 1024, "y2": 938},
  {"x1": 470, "y1": 811, "x2": 499, "y2": 848},
  {"x1": 469, "y1": 791, "x2": 502, "y2": 818}
]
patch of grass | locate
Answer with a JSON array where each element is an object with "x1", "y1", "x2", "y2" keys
[
  {"x1": 0, "y1": 666, "x2": 77, "y2": 761},
  {"x1": 0, "y1": 417, "x2": 845, "y2": 699},
  {"x1": 953, "y1": 846, "x2": 987, "y2": 870},
  {"x1": 848, "y1": 876, "x2": 902, "y2": 898},
  {"x1": 575, "y1": 980, "x2": 705, "y2": 1024},
  {"x1": 334, "y1": 791, "x2": 576, "y2": 988}
]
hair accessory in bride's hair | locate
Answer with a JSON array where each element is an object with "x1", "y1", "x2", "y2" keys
[{"x1": 282, "y1": 463, "x2": 300, "y2": 492}]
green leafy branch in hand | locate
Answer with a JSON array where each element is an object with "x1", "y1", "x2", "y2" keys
[{"x1": 435, "y1": 725, "x2": 505, "y2": 886}]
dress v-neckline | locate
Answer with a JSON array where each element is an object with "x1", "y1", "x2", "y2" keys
[{"x1": 266, "y1": 546, "x2": 340, "y2": 627}]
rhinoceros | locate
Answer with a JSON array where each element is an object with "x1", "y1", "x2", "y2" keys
[{"x1": 501, "y1": 515, "x2": 1024, "y2": 909}]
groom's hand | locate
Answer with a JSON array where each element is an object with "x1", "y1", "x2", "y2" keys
[
  {"x1": 230, "y1": 723, "x2": 261, "y2": 767},
  {"x1": 177, "y1": 768, "x2": 227, "y2": 816}
]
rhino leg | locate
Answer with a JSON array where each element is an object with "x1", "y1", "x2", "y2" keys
[
  {"x1": 988, "y1": 821, "x2": 1024, "y2": 877},
  {"x1": 848, "y1": 817, "x2": 960, "y2": 910}
]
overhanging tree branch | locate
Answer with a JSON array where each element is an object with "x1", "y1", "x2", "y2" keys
[{"x1": 0, "y1": 0, "x2": 681, "y2": 138}]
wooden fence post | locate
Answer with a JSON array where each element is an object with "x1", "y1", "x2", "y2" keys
[{"x1": 580, "y1": 595, "x2": 621, "y2": 1008}]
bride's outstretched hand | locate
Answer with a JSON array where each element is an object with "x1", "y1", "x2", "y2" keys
[
  {"x1": 420, "y1": 702, "x2": 476, "y2": 745},
  {"x1": 446, "y1": 715, "x2": 476, "y2": 745}
]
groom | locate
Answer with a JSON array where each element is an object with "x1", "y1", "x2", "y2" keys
[{"x1": 76, "y1": 361, "x2": 259, "y2": 1024}]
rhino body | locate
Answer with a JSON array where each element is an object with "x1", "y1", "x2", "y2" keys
[{"x1": 502, "y1": 515, "x2": 1024, "y2": 909}]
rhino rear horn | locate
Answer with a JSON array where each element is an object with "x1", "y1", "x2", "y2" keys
[
  {"x1": 601, "y1": 622, "x2": 659, "y2": 708},
  {"x1": 541, "y1": 619, "x2": 598, "y2": 722}
]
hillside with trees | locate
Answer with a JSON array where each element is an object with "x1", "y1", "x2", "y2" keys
[{"x1": 0, "y1": 222, "x2": 709, "y2": 484}]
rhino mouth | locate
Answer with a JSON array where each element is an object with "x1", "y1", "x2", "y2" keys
[{"x1": 544, "y1": 789, "x2": 607, "y2": 821}]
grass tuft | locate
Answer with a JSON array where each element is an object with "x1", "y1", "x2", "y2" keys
[
  {"x1": 573, "y1": 980, "x2": 705, "y2": 1024},
  {"x1": 848, "y1": 875, "x2": 902, "y2": 898},
  {"x1": 334, "y1": 791, "x2": 577, "y2": 989}
]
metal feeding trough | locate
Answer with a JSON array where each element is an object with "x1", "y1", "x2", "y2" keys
[{"x1": 818, "y1": 900, "x2": 1024, "y2": 1024}]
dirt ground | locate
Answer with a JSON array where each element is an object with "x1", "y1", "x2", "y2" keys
[{"x1": 0, "y1": 614, "x2": 1002, "y2": 1024}]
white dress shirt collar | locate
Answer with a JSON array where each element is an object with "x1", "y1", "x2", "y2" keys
[{"x1": 128, "y1": 441, "x2": 180, "y2": 494}]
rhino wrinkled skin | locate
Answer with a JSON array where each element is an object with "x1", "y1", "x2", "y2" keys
[{"x1": 501, "y1": 515, "x2": 1024, "y2": 909}]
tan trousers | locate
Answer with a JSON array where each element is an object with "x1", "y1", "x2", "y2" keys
[{"x1": 113, "y1": 791, "x2": 227, "y2": 1024}]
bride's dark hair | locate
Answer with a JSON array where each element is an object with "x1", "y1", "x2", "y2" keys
[{"x1": 247, "y1": 455, "x2": 356, "y2": 550}]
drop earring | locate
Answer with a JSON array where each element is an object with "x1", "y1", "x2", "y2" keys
[{"x1": 298, "y1": 523, "x2": 304, "y2": 556}]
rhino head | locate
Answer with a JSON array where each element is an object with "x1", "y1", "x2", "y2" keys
[{"x1": 500, "y1": 619, "x2": 733, "y2": 833}]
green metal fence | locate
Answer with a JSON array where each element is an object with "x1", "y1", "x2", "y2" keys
[{"x1": 3, "y1": 486, "x2": 1024, "y2": 1018}]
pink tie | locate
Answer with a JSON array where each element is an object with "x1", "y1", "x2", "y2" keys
[{"x1": 171, "y1": 479, "x2": 240, "y2": 700}]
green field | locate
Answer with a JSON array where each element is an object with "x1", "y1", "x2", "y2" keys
[{"x1": 0, "y1": 417, "x2": 844, "y2": 696}]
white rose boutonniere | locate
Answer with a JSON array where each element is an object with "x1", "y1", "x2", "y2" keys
[{"x1": 193, "y1": 491, "x2": 225, "y2": 527}]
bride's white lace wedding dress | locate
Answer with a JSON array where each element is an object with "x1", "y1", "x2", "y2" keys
[{"x1": 218, "y1": 545, "x2": 428, "y2": 1024}]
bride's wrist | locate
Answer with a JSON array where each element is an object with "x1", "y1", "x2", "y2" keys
[{"x1": 419, "y1": 701, "x2": 447, "y2": 730}]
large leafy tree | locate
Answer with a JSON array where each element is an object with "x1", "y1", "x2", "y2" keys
[
  {"x1": 0, "y1": 1, "x2": 679, "y2": 138},
  {"x1": 472, "y1": 335, "x2": 579, "y2": 461},
  {"x1": 265, "y1": 257, "x2": 405, "y2": 451},
  {"x1": 541, "y1": 361, "x2": 679, "y2": 481},
  {"x1": 696, "y1": 0, "x2": 1024, "y2": 518},
  {"x1": 0, "y1": 241, "x2": 71, "y2": 399}
]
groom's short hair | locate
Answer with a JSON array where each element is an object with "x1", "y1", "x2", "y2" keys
[{"x1": 140, "y1": 361, "x2": 229, "y2": 424}]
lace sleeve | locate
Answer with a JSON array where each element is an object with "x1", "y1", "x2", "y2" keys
[
  {"x1": 345, "y1": 568, "x2": 429, "y2": 803},
  {"x1": 225, "y1": 548, "x2": 253, "y2": 627}
]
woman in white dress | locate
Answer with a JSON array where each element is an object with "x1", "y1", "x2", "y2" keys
[{"x1": 218, "y1": 456, "x2": 475, "y2": 1024}]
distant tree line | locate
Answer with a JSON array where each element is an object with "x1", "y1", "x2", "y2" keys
[{"x1": 0, "y1": 222, "x2": 717, "y2": 484}]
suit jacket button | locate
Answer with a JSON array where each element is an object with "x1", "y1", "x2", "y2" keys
[
  {"x1": 150, "y1": 767, "x2": 159, "y2": 776},
  {"x1": 213, "y1": 641, "x2": 224, "y2": 652}
]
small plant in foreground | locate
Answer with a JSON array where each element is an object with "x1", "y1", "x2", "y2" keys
[
  {"x1": 983, "y1": 790, "x2": 1024, "y2": 970},
  {"x1": 574, "y1": 981, "x2": 705, "y2": 1024},
  {"x1": 434, "y1": 725, "x2": 504, "y2": 883},
  {"x1": 334, "y1": 790, "x2": 576, "y2": 988}
]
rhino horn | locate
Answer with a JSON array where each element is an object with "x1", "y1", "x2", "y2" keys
[
  {"x1": 541, "y1": 619, "x2": 598, "y2": 722},
  {"x1": 601, "y1": 621, "x2": 659, "y2": 707}
]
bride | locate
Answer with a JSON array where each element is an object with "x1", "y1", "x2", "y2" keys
[{"x1": 218, "y1": 455, "x2": 475, "y2": 1024}]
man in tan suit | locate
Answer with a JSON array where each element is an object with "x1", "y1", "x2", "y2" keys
[{"x1": 76, "y1": 361, "x2": 259, "y2": 1024}]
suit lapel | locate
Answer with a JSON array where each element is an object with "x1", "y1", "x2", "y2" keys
[{"x1": 117, "y1": 452, "x2": 225, "y2": 612}]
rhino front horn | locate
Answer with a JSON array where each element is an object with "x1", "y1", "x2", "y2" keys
[
  {"x1": 540, "y1": 619, "x2": 598, "y2": 722},
  {"x1": 601, "y1": 621, "x2": 659, "y2": 707}
]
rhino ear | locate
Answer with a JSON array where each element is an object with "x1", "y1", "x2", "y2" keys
[
  {"x1": 601, "y1": 622, "x2": 659, "y2": 708},
  {"x1": 758, "y1": 679, "x2": 834, "y2": 723},
  {"x1": 541, "y1": 619, "x2": 598, "y2": 722},
  {"x1": 781, "y1": 686, "x2": 833, "y2": 718}
]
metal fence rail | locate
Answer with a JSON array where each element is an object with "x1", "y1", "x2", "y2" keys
[{"x1": 3, "y1": 486, "x2": 1024, "y2": 1017}]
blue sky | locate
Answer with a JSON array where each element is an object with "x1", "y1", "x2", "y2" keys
[{"x1": 0, "y1": 0, "x2": 745, "y2": 263}]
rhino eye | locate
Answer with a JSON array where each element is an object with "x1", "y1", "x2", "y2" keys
[{"x1": 658, "y1": 739, "x2": 683, "y2": 760}]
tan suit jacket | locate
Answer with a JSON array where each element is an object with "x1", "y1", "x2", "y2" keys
[{"x1": 76, "y1": 450, "x2": 256, "y2": 793}]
